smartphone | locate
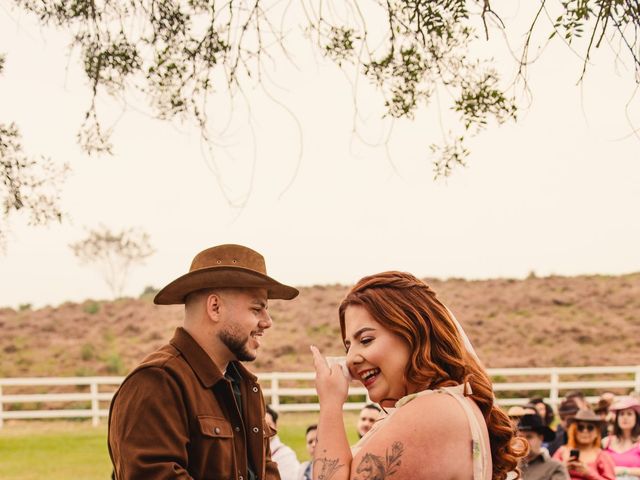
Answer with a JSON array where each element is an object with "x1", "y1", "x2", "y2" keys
[{"x1": 569, "y1": 449, "x2": 580, "y2": 460}]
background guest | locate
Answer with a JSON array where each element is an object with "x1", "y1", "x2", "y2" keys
[
  {"x1": 265, "y1": 406, "x2": 300, "y2": 480},
  {"x1": 595, "y1": 399, "x2": 614, "y2": 438},
  {"x1": 297, "y1": 424, "x2": 317, "y2": 480},
  {"x1": 566, "y1": 391, "x2": 590, "y2": 411},
  {"x1": 356, "y1": 403, "x2": 380, "y2": 439},
  {"x1": 530, "y1": 397, "x2": 556, "y2": 427},
  {"x1": 602, "y1": 397, "x2": 640, "y2": 479},
  {"x1": 518, "y1": 414, "x2": 568, "y2": 480},
  {"x1": 548, "y1": 399, "x2": 581, "y2": 456},
  {"x1": 553, "y1": 410, "x2": 615, "y2": 480},
  {"x1": 508, "y1": 404, "x2": 539, "y2": 429}
]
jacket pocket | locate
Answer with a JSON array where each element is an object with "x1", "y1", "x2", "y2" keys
[
  {"x1": 197, "y1": 415, "x2": 234, "y2": 438},
  {"x1": 195, "y1": 416, "x2": 235, "y2": 479}
]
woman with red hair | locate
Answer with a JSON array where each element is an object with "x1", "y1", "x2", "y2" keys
[
  {"x1": 553, "y1": 410, "x2": 615, "y2": 479},
  {"x1": 310, "y1": 271, "x2": 526, "y2": 480}
]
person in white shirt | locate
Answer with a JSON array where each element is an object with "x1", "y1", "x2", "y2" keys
[
  {"x1": 298, "y1": 424, "x2": 318, "y2": 480},
  {"x1": 265, "y1": 406, "x2": 300, "y2": 480}
]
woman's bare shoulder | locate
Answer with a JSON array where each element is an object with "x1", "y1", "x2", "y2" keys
[{"x1": 350, "y1": 393, "x2": 473, "y2": 480}]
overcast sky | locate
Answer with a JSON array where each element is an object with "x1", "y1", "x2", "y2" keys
[{"x1": 1, "y1": 2, "x2": 639, "y2": 309}]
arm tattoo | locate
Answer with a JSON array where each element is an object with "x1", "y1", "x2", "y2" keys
[
  {"x1": 354, "y1": 441, "x2": 405, "y2": 480},
  {"x1": 313, "y1": 453, "x2": 344, "y2": 480}
]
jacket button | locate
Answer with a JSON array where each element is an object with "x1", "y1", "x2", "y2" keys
[
  {"x1": 214, "y1": 427, "x2": 221, "y2": 434},
  {"x1": 252, "y1": 386, "x2": 258, "y2": 392},
  {"x1": 252, "y1": 426, "x2": 260, "y2": 433},
  {"x1": 234, "y1": 426, "x2": 240, "y2": 432}
]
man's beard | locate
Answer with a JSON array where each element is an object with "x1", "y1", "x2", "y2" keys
[{"x1": 218, "y1": 324, "x2": 256, "y2": 362}]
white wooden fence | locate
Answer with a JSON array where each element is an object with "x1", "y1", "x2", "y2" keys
[{"x1": 1, "y1": 365, "x2": 639, "y2": 428}]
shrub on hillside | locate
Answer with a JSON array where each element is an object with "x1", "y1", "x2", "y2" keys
[
  {"x1": 80, "y1": 343, "x2": 95, "y2": 361},
  {"x1": 105, "y1": 353, "x2": 126, "y2": 375},
  {"x1": 83, "y1": 301, "x2": 100, "y2": 314},
  {"x1": 140, "y1": 285, "x2": 159, "y2": 298}
]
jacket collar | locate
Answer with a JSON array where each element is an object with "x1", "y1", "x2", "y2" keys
[{"x1": 170, "y1": 327, "x2": 258, "y2": 387}]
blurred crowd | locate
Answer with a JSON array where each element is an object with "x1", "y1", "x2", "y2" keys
[{"x1": 509, "y1": 390, "x2": 640, "y2": 480}]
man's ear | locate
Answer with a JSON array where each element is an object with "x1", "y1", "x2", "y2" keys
[{"x1": 204, "y1": 291, "x2": 222, "y2": 322}]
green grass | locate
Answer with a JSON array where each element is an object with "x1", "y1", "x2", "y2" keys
[
  {"x1": 0, "y1": 422, "x2": 111, "y2": 480},
  {"x1": 0, "y1": 412, "x2": 361, "y2": 479},
  {"x1": 275, "y1": 411, "x2": 360, "y2": 460}
]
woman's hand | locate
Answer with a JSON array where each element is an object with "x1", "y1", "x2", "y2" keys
[
  {"x1": 566, "y1": 457, "x2": 589, "y2": 475},
  {"x1": 310, "y1": 345, "x2": 349, "y2": 408}
]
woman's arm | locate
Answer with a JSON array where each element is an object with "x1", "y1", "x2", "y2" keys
[
  {"x1": 588, "y1": 450, "x2": 615, "y2": 480},
  {"x1": 311, "y1": 346, "x2": 352, "y2": 480}
]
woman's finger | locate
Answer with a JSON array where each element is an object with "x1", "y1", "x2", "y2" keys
[{"x1": 310, "y1": 345, "x2": 329, "y2": 374}]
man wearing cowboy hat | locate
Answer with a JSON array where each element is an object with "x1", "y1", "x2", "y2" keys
[
  {"x1": 108, "y1": 244, "x2": 298, "y2": 480},
  {"x1": 518, "y1": 414, "x2": 569, "y2": 480}
]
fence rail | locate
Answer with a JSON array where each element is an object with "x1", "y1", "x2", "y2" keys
[{"x1": 1, "y1": 365, "x2": 639, "y2": 428}]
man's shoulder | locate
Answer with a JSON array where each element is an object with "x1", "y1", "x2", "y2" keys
[
  {"x1": 137, "y1": 342, "x2": 181, "y2": 369},
  {"x1": 119, "y1": 343, "x2": 190, "y2": 389},
  {"x1": 530, "y1": 453, "x2": 566, "y2": 473}
]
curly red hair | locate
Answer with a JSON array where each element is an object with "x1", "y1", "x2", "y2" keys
[{"x1": 338, "y1": 271, "x2": 526, "y2": 480}]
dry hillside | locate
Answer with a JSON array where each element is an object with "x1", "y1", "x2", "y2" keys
[{"x1": 1, "y1": 272, "x2": 639, "y2": 378}]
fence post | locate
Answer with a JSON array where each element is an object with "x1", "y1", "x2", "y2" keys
[
  {"x1": 635, "y1": 366, "x2": 640, "y2": 394},
  {"x1": 550, "y1": 369, "x2": 560, "y2": 410},
  {"x1": 271, "y1": 375, "x2": 280, "y2": 410},
  {"x1": 0, "y1": 384, "x2": 3, "y2": 429},
  {"x1": 90, "y1": 381, "x2": 99, "y2": 427}
]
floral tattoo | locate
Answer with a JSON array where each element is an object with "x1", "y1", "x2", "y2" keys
[{"x1": 313, "y1": 452, "x2": 344, "y2": 480}]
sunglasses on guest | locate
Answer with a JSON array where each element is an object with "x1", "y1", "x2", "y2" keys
[{"x1": 576, "y1": 423, "x2": 596, "y2": 432}]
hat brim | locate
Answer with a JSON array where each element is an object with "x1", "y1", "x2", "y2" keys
[
  {"x1": 153, "y1": 266, "x2": 299, "y2": 304},
  {"x1": 610, "y1": 404, "x2": 640, "y2": 414},
  {"x1": 567, "y1": 416, "x2": 607, "y2": 427},
  {"x1": 518, "y1": 425, "x2": 556, "y2": 443}
]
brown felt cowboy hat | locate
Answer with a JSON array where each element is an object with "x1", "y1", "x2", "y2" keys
[
  {"x1": 518, "y1": 414, "x2": 556, "y2": 443},
  {"x1": 154, "y1": 244, "x2": 299, "y2": 305},
  {"x1": 567, "y1": 409, "x2": 607, "y2": 427}
]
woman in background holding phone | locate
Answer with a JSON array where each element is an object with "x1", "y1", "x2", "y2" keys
[{"x1": 553, "y1": 409, "x2": 615, "y2": 479}]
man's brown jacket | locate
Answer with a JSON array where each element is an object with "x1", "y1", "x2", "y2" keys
[{"x1": 108, "y1": 327, "x2": 280, "y2": 480}]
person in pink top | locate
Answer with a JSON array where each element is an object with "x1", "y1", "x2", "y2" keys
[
  {"x1": 603, "y1": 396, "x2": 640, "y2": 479},
  {"x1": 553, "y1": 409, "x2": 616, "y2": 480}
]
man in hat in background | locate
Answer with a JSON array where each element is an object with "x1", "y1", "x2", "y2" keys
[
  {"x1": 518, "y1": 414, "x2": 569, "y2": 480},
  {"x1": 108, "y1": 244, "x2": 298, "y2": 480}
]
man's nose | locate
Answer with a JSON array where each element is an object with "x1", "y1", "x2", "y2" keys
[{"x1": 260, "y1": 311, "x2": 273, "y2": 329}]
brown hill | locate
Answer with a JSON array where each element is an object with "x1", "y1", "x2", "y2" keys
[{"x1": 1, "y1": 273, "x2": 639, "y2": 378}]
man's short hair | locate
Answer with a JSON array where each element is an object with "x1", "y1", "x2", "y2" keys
[
  {"x1": 266, "y1": 405, "x2": 278, "y2": 425},
  {"x1": 362, "y1": 403, "x2": 381, "y2": 412},
  {"x1": 565, "y1": 390, "x2": 585, "y2": 400},
  {"x1": 558, "y1": 398, "x2": 580, "y2": 420},
  {"x1": 306, "y1": 424, "x2": 318, "y2": 435}
]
